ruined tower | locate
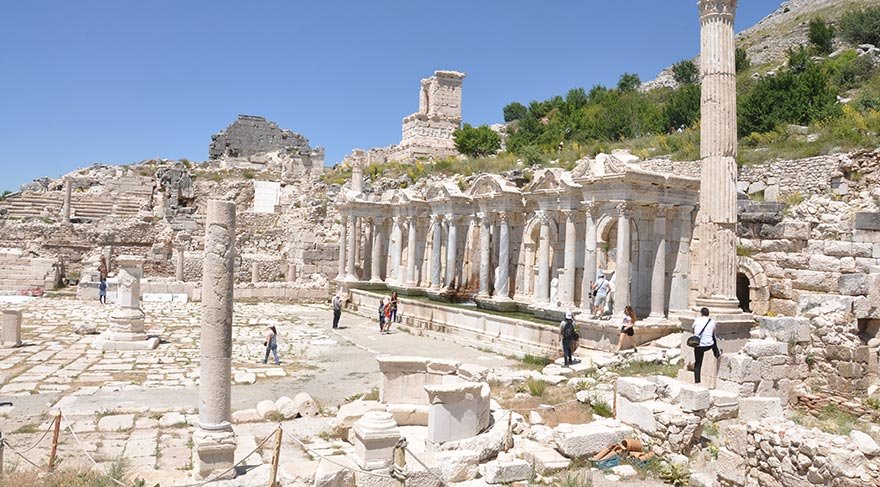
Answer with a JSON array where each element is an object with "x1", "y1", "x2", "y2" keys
[{"x1": 391, "y1": 70, "x2": 466, "y2": 161}]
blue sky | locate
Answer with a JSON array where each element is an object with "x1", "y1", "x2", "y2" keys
[{"x1": 0, "y1": 1, "x2": 780, "y2": 192}]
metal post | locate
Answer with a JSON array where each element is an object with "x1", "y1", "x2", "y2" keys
[
  {"x1": 48, "y1": 411, "x2": 61, "y2": 470},
  {"x1": 268, "y1": 426, "x2": 282, "y2": 487}
]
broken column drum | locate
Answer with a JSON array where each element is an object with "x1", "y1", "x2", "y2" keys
[
  {"x1": 2, "y1": 310, "x2": 22, "y2": 348},
  {"x1": 194, "y1": 200, "x2": 238, "y2": 479}
]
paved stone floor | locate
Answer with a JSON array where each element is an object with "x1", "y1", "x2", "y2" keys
[{"x1": 0, "y1": 297, "x2": 515, "y2": 484}]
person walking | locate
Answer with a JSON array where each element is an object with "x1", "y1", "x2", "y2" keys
[
  {"x1": 591, "y1": 273, "x2": 611, "y2": 318},
  {"x1": 559, "y1": 311, "x2": 578, "y2": 367},
  {"x1": 616, "y1": 305, "x2": 637, "y2": 353},
  {"x1": 262, "y1": 325, "x2": 280, "y2": 365},
  {"x1": 332, "y1": 294, "x2": 342, "y2": 329},
  {"x1": 382, "y1": 299, "x2": 393, "y2": 333},
  {"x1": 378, "y1": 298, "x2": 387, "y2": 332},
  {"x1": 691, "y1": 307, "x2": 721, "y2": 384},
  {"x1": 389, "y1": 291, "x2": 399, "y2": 323},
  {"x1": 98, "y1": 277, "x2": 108, "y2": 305}
]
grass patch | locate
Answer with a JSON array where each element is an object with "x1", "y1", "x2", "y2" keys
[
  {"x1": 865, "y1": 396, "x2": 880, "y2": 410},
  {"x1": 736, "y1": 245, "x2": 755, "y2": 258},
  {"x1": 14, "y1": 422, "x2": 40, "y2": 434},
  {"x1": 362, "y1": 387, "x2": 380, "y2": 401},
  {"x1": 659, "y1": 462, "x2": 691, "y2": 487},
  {"x1": 553, "y1": 471, "x2": 593, "y2": 487},
  {"x1": 265, "y1": 411, "x2": 285, "y2": 422},
  {"x1": 609, "y1": 360, "x2": 680, "y2": 378},
  {"x1": 792, "y1": 404, "x2": 866, "y2": 435},
  {"x1": 526, "y1": 378, "x2": 547, "y2": 397},
  {"x1": 521, "y1": 354, "x2": 553, "y2": 369},
  {"x1": 592, "y1": 401, "x2": 613, "y2": 418}
]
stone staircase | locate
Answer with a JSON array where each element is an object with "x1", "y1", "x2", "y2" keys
[
  {"x1": 0, "y1": 192, "x2": 143, "y2": 219},
  {"x1": 0, "y1": 249, "x2": 60, "y2": 292}
]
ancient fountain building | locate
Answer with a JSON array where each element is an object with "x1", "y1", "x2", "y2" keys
[{"x1": 337, "y1": 151, "x2": 699, "y2": 347}]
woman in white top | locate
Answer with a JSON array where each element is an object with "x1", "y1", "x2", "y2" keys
[
  {"x1": 691, "y1": 307, "x2": 720, "y2": 383},
  {"x1": 616, "y1": 305, "x2": 637, "y2": 353}
]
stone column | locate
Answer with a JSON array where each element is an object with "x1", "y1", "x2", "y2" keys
[
  {"x1": 287, "y1": 263, "x2": 296, "y2": 282},
  {"x1": 669, "y1": 206, "x2": 695, "y2": 311},
  {"x1": 60, "y1": 177, "x2": 71, "y2": 222},
  {"x1": 390, "y1": 217, "x2": 403, "y2": 284},
  {"x1": 175, "y1": 247, "x2": 185, "y2": 282},
  {"x1": 195, "y1": 200, "x2": 237, "y2": 479},
  {"x1": 371, "y1": 217, "x2": 385, "y2": 283},
  {"x1": 406, "y1": 217, "x2": 418, "y2": 286},
  {"x1": 430, "y1": 214, "x2": 443, "y2": 289},
  {"x1": 354, "y1": 217, "x2": 362, "y2": 266},
  {"x1": 649, "y1": 206, "x2": 669, "y2": 320},
  {"x1": 351, "y1": 163, "x2": 364, "y2": 194},
  {"x1": 696, "y1": 0, "x2": 741, "y2": 311},
  {"x1": 251, "y1": 261, "x2": 259, "y2": 284},
  {"x1": 337, "y1": 214, "x2": 347, "y2": 280},
  {"x1": 614, "y1": 203, "x2": 632, "y2": 315},
  {"x1": 2, "y1": 310, "x2": 22, "y2": 348},
  {"x1": 534, "y1": 211, "x2": 551, "y2": 304},
  {"x1": 478, "y1": 213, "x2": 491, "y2": 297},
  {"x1": 346, "y1": 215, "x2": 357, "y2": 280},
  {"x1": 561, "y1": 210, "x2": 577, "y2": 307},
  {"x1": 581, "y1": 202, "x2": 599, "y2": 311},
  {"x1": 494, "y1": 212, "x2": 511, "y2": 300},
  {"x1": 362, "y1": 219, "x2": 373, "y2": 281},
  {"x1": 445, "y1": 215, "x2": 458, "y2": 289},
  {"x1": 98, "y1": 255, "x2": 159, "y2": 350}
]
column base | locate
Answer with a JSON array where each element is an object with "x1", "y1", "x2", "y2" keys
[
  {"x1": 694, "y1": 296, "x2": 745, "y2": 314},
  {"x1": 388, "y1": 283, "x2": 426, "y2": 296},
  {"x1": 474, "y1": 296, "x2": 518, "y2": 312},
  {"x1": 194, "y1": 426, "x2": 237, "y2": 480}
]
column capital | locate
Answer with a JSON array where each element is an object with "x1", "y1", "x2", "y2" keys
[
  {"x1": 496, "y1": 211, "x2": 510, "y2": 223},
  {"x1": 698, "y1": 0, "x2": 736, "y2": 20},
  {"x1": 430, "y1": 213, "x2": 443, "y2": 224},
  {"x1": 476, "y1": 212, "x2": 492, "y2": 225},
  {"x1": 560, "y1": 209, "x2": 576, "y2": 222},
  {"x1": 613, "y1": 201, "x2": 633, "y2": 217},
  {"x1": 373, "y1": 216, "x2": 386, "y2": 225},
  {"x1": 536, "y1": 210, "x2": 552, "y2": 225},
  {"x1": 581, "y1": 200, "x2": 600, "y2": 214}
]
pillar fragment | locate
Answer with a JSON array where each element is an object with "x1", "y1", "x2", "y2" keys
[
  {"x1": 478, "y1": 213, "x2": 491, "y2": 297},
  {"x1": 534, "y1": 211, "x2": 551, "y2": 304},
  {"x1": 561, "y1": 210, "x2": 577, "y2": 307},
  {"x1": 430, "y1": 215, "x2": 443, "y2": 289},
  {"x1": 649, "y1": 206, "x2": 669, "y2": 320},
  {"x1": 445, "y1": 215, "x2": 458, "y2": 289},
  {"x1": 406, "y1": 217, "x2": 418, "y2": 286},
  {"x1": 371, "y1": 218, "x2": 385, "y2": 283},
  {"x1": 494, "y1": 212, "x2": 511, "y2": 300},
  {"x1": 614, "y1": 203, "x2": 632, "y2": 315},
  {"x1": 581, "y1": 202, "x2": 599, "y2": 310}
]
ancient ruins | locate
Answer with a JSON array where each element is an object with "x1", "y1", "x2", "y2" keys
[{"x1": 2, "y1": 1, "x2": 880, "y2": 486}]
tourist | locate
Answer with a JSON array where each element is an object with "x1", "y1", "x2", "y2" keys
[
  {"x1": 378, "y1": 298, "x2": 386, "y2": 332},
  {"x1": 691, "y1": 307, "x2": 721, "y2": 384},
  {"x1": 382, "y1": 298, "x2": 393, "y2": 333},
  {"x1": 98, "y1": 277, "x2": 107, "y2": 305},
  {"x1": 559, "y1": 311, "x2": 577, "y2": 367},
  {"x1": 592, "y1": 273, "x2": 610, "y2": 318},
  {"x1": 616, "y1": 305, "x2": 637, "y2": 353},
  {"x1": 604, "y1": 273, "x2": 616, "y2": 318},
  {"x1": 390, "y1": 291, "x2": 399, "y2": 323},
  {"x1": 332, "y1": 293, "x2": 342, "y2": 329},
  {"x1": 98, "y1": 256, "x2": 108, "y2": 280},
  {"x1": 262, "y1": 325, "x2": 280, "y2": 365}
]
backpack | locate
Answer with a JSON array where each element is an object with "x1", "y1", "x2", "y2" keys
[{"x1": 562, "y1": 320, "x2": 576, "y2": 340}]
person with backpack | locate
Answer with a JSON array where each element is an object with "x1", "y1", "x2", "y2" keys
[
  {"x1": 332, "y1": 293, "x2": 342, "y2": 329},
  {"x1": 382, "y1": 299, "x2": 393, "y2": 334},
  {"x1": 559, "y1": 311, "x2": 578, "y2": 366},
  {"x1": 591, "y1": 273, "x2": 611, "y2": 318},
  {"x1": 690, "y1": 307, "x2": 721, "y2": 384},
  {"x1": 262, "y1": 325, "x2": 280, "y2": 365}
]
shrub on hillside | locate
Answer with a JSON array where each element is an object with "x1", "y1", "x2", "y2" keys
[
  {"x1": 839, "y1": 7, "x2": 880, "y2": 47},
  {"x1": 808, "y1": 17, "x2": 835, "y2": 55},
  {"x1": 453, "y1": 124, "x2": 501, "y2": 158},
  {"x1": 617, "y1": 73, "x2": 641, "y2": 92},
  {"x1": 663, "y1": 84, "x2": 701, "y2": 131},
  {"x1": 736, "y1": 47, "x2": 751, "y2": 73},
  {"x1": 503, "y1": 102, "x2": 528, "y2": 122},
  {"x1": 672, "y1": 60, "x2": 699, "y2": 85},
  {"x1": 826, "y1": 49, "x2": 877, "y2": 91}
]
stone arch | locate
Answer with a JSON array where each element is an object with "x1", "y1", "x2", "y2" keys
[
  {"x1": 517, "y1": 214, "x2": 560, "y2": 298},
  {"x1": 738, "y1": 256, "x2": 770, "y2": 315}
]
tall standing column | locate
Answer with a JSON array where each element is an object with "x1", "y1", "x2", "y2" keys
[
  {"x1": 669, "y1": 206, "x2": 695, "y2": 311},
  {"x1": 534, "y1": 211, "x2": 551, "y2": 304},
  {"x1": 362, "y1": 219, "x2": 373, "y2": 280},
  {"x1": 195, "y1": 200, "x2": 237, "y2": 479},
  {"x1": 696, "y1": 0, "x2": 741, "y2": 311},
  {"x1": 175, "y1": 246, "x2": 185, "y2": 282},
  {"x1": 445, "y1": 215, "x2": 458, "y2": 289},
  {"x1": 406, "y1": 217, "x2": 418, "y2": 286},
  {"x1": 337, "y1": 214, "x2": 348, "y2": 280},
  {"x1": 390, "y1": 217, "x2": 403, "y2": 284},
  {"x1": 649, "y1": 206, "x2": 669, "y2": 320},
  {"x1": 494, "y1": 212, "x2": 511, "y2": 300},
  {"x1": 371, "y1": 217, "x2": 385, "y2": 283},
  {"x1": 60, "y1": 177, "x2": 72, "y2": 222},
  {"x1": 561, "y1": 210, "x2": 577, "y2": 307},
  {"x1": 581, "y1": 202, "x2": 599, "y2": 311},
  {"x1": 346, "y1": 215, "x2": 357, "y2": 280},
  {"x1": 478, "y1": 213, "x2": 491, "y2": 297},
  {"x1": 430, "y1": 214, "x2": 443, "y2": 289},
  {"x1": 614, "y1": 202, "x2": 632, "y2": 315}
]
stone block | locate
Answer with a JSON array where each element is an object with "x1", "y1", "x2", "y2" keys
[
  {"x1": 809, "y1": 254, "x2": 843, "y2": 272},
  {"x1": 386, "y1": 404, "x2": 429, "y2": 426},
  {"x1": 742, "y1": 339, "x2": 789, "y2": 358},
  {"x1": 677, "y1": 383, "x2": 711, "y2": 412},
  {"x1": 756, "y1": 316, "x2": 811, "y2": 343},
  {"x1": 456, "y1": 364, "x2": 489, "y2": 381},
  {"x1": 514, "y1": 438, "x2": 571, "y2": 474},
  {"x1": 434, "y1": 450, "x2": 479, "y2": 482},
  {"x1": 710, "y1": 389, "x2": 739, "y2": 408},
  {"x1": 553, "y1": 419, "x2": 633, "y2": 458},
  {"x1": 314, "y1": 455, "x2": 356, "y2": 487},
  {"x1": 855, "y1": 212, "x2": 880, "y2": 231},
  {"x1": 719, "y1": 422, "x2": 748, "y2": 456},
  {"x1": 794, "y1": 270, "x2": 836, "y2": 292},
  {"x1": 850, "y1": 430, "x2": 880, "y2": 457},
  {"x1": 717, "y1": 354, "x2": 761, "y2": 382},
  {"x1": 425, "y1": 382, "x2": 490, "y2": 444},
  {"x1": 716, "y1": 448, "x2": 746, "y2": 486},
  {"x1": 426, "y1": 359, "x2": 460, "y2": 375},
  {"x1": 616, "y1": 397, "x2": 669, "y2": 433},
  {"x1": 479, "y1": 452, "x2": 532, "y2": 484},
  {"x1": 839, "y1": 273, "x2": 870, "y2": 296},
  {"x1": 616, "y1": 377, "x2": 657, "y2": 402},
  {"x1": 738, "y1": 397, "x2": 783, "y2": 421}
]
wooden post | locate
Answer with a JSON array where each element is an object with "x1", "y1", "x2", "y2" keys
[
  {"x1": 392, "y1": 438, "x2": 407, "y2": 487},
  {"x1": 48, "y1": 410, "x2": 61, "y2": 470},
  {"x1": 267, "y1": 426, "x2": 282, "y2": 487}
]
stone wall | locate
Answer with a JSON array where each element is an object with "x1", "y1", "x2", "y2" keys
[{"x1": 209, "y1": 115, "x2": 311, "y2": 160}]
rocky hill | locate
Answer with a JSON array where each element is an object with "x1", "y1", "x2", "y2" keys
[{"x1": 644, "y1": 0, "x2": 880, "y2": 90}]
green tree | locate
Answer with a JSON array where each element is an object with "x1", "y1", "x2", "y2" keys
[
  {"x1": 617, "y1": 73, "x2": 641, "y2": 92},
  {"x1": 663, "y1": 84, "x2": 701, "y2": 132},
  {"x1": 453, "y1": 124, "x2": 501, "y2": 158},
  {"x1": 503, "y1": 102, "x2": 528, "y2": 122},
  {"x1": 808, "y1": 17, "x2": 835, "y2": 55},
  {"x1": 839, "y1": 7, "x2": 880, "y2": 46},
  {"x1": 735, "y1": 47, "x2": 751, "y2": 73},
  {"x1": 672, "y1": 60, "x2": 699, "y2": 85}
]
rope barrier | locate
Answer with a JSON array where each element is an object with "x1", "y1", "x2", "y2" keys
[
  {"x1": 279, "y1": 424, "x2": 396, "y2": 479},
  {"x1": 8, "y1": 418, "x2": 56, "y2": 454},
  {"x1": 2, "y1": 438, "x2": 48, "y2": 472},
  {"x1": 172, "y1": 428, "x2": 276, "y2": 487},
  {"x1": 60, "y1": 410, "x2": 130, "y2": 487},
  {"x1": 404, "y1": 446, "x2": 447, "y2": 486}
]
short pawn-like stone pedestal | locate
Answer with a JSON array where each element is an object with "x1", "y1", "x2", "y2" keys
[
  {"x1": 193, "y1": 427, "x2": 237, "y2": 480},
  {"x1": 2, "y1": 310, "x2": 22, "y2": 348},
  {"x1": 425, "y1": 382, "x2": 491, "y2": 444},
  {"x1": 94, "y1": 255, "x2": 159, "y2": 350},
  {"x1": 352, "y1": 411, "x2": 401, "y2": 470}
]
